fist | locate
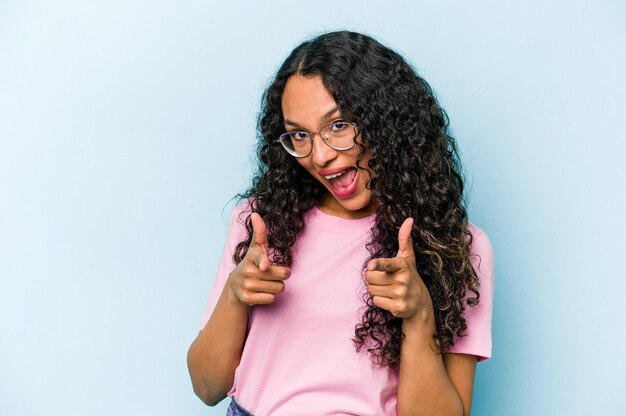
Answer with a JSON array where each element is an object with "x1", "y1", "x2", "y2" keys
[
  {"x1": 227, "y1": 213, "x2": 290, "y2": 305},
  {"x1": 365, "y1": 218, "x2": 432, "y2": 320}
]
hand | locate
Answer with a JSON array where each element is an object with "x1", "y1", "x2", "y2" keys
[
  {"x1": 365, "y1": 218, "x2": 433, "y2": 321},
  {"x1": 227, "y1": 213, "x2": 290, "y2": 305}
]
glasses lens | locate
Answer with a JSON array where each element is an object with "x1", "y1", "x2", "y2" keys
[
  {"x1": 321, "y1": 121, "x2": 356, "y2": 150},
  {"x1": 279, "y1": 132, "x2": 311, "y2": 157}
]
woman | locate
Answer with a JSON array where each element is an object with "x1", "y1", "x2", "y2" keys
[{"x1": 187, "y1": 30, "x2": 494, "y2": 416}]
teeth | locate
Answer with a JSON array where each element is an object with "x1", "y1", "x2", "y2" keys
[{"x1": 323, "y1": 170, "x2": 347, "y2": 180}]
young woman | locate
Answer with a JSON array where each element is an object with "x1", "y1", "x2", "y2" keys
[{"x1": 187, "y1": 30, "x2": 494, "y2": 416}]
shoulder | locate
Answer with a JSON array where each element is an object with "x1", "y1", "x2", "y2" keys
[
  {"x1": 467, "y1": 222, "x2": 492, "y2": 251},
  {"x1": 466, "y1": 222, "x2": 495, "y2": 282},
  {"x1": 228, "y1": 199, "x2": 253, "y2": 226},
  {"x1": 442, "y1": 222, "x2": 495, "y2": 360},
  {"x1": 220, "y1": 199, "x2": 254, "y2": 247}
]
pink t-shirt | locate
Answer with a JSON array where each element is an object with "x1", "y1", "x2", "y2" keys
[{"x1": 201, "y1": 204, "x2": 494, "y2": 415}]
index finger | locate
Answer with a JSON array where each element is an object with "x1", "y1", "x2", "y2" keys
[
  {"x1": 367, "y1": 257, "x2": 405, "y2": 273},
  {"x1": 260, "y1": 265, "x2": 291, "y2": 281},
  {"x1": 249, "y1": 246, "x2": 270, "y2": 271}
]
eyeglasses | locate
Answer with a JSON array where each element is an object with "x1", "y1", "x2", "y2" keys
[{"x1": 278, "y1": 120, "x2": 359, "y2": 158}]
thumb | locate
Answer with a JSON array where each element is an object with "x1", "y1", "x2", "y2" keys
[
  {"x1": 396, "y1": 217, "x2": 415, "y2": 258},
  {"x1": 250, "y1": 212, "x2": 268, "y2": 253}
]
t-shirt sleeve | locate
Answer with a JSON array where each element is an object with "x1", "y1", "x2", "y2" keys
[
  {"x1": 444, "y1": 224, "x2": 495, "y2": 362},
  {"x1": 199, "y1": 203, "x2": 249, "y2": 331}
]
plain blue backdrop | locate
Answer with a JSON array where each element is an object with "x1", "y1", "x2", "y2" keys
[{"x1": 1, "y1": 1, "x2": 624, "y2": 415}]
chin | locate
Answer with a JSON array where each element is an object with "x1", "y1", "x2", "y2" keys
[
  {"x1": 343, "y1": 199, "x2": 371, "y2": 212},
  {"x1": 334, "y1": 192, "x2": 376, "y2": 215}
]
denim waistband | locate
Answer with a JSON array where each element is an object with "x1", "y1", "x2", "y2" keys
[{"x1": 226, "y1": 398, "x2": 254, "y2": 416}]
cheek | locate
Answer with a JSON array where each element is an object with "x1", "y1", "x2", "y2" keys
[
  {"x1": 295, "y1": 157, "x2": 321, "y2": 181},
  {"x1": 355, "y1": 150, "x2": 373, "y2": 176},
  {"x1": 295, "y1": 157, "x2": 312, "y2": 172}
]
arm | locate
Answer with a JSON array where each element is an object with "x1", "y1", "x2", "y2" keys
[
  {"x1": 187, "y1": 213, "x2": 290, "y2": 405},
  {"x1": 396, "y1": 311, "x2": 476, "y2": 416},
  {"x1": 187, "y1": 282, "x2": 249, "y2": 405},
  {"x1": 366, "y1": 219, "x2": 492, "y2": 415}
]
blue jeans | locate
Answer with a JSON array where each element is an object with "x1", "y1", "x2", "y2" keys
[{"x1": 226, "y1": 398, "x2": 253, "y2": 416}]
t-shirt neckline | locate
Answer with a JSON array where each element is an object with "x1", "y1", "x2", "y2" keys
[{"x1": 308, "y1": 206, "x2": 376, "y2": 233}]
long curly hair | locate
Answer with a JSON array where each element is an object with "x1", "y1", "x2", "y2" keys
[{"x1": 233, "y1": 30, "x2": 480, "y2": 367}]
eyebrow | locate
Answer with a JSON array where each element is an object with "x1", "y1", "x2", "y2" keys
[{"x1": 284, "y1": 107, "x2": 340, "y2": 129}]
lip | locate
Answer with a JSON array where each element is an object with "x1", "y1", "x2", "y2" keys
[
  {"x1": 317, "y1": 167, "x2": 352, "y2": 177},
  {"x1": 320, "y1": 168, "x2": 359, "y2": 198}
]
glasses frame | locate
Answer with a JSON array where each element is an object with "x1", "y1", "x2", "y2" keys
[{"x1": 278, "y1": 119, "x2": 359, "y2": 158}]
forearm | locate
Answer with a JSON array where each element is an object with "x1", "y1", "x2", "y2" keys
[
  {"x1": 187, "y1": 280, "x2": 249, "y2": 406},
  {"x1": 397, "y1": 309, "x2": 463, "y2": 416}
]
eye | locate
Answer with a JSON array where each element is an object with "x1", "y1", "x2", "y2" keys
[
  {"x1": 330, "y1": 120, "x2": 349, "y2": 132},
  {"x1": 290, "y1": 131, "x2": 309, "y2": 141}
]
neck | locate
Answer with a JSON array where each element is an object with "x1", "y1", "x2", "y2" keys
[{"x1": 317, "y1": 194, "x2": 377, "y2": 219}]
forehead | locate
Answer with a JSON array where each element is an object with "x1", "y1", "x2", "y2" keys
[{"x1": 281, "y1": 75, "x2": 338, "y2": 126}]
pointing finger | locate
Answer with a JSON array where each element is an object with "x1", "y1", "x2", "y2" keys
[
  {"x1": 261, "y1": 265, "x2": 291, "y2": 281},
  {"x1": 364, "y1": 269, "x2": 394, "y2": 285},
  {"x1": 252, "y1": 250, "x2": 270, "y2": 271},
  {"x1": 367, "y1": 258, "x2": 405, "y2": 273}
]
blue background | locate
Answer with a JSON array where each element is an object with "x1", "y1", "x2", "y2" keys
[{"x1": 1, "y1": 1, "x2": 624, "y2": 414}]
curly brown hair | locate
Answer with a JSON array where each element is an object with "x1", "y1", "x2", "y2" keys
[{"x1": 233, "y1": 30, "x2": 480, "y2": 367}]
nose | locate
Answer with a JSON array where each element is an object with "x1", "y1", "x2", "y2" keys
[{"x1": 310, "y1": 133, "x2": 338, "y2": 167}]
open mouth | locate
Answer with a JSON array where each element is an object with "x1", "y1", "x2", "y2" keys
[{"x1": 323, "y1": 167, "x2": 359, "y2": 197}]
